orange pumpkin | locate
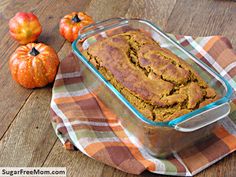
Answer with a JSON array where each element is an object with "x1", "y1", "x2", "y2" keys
[
  {"x1": 9, "y1": 43, "x2": 59, "y2": 88},
  {"x1": 59, "y1": 12, "x2": 94, "y2": 42},
  {"x1": 9, "y1": 12, "x2": 42, "y2": 44}
]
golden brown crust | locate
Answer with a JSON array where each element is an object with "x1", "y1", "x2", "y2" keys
[{"x1": 83, "y1": 30, "x2": 218, "y2": 121}]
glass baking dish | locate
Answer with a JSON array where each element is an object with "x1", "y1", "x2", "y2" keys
[{"x1": 72, "y1": 18, "x2": 233, "y2": 157}]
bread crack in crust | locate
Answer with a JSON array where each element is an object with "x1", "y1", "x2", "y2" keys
[{"x1": 82, "y1": 31, "x2": 218, "y2": 122}]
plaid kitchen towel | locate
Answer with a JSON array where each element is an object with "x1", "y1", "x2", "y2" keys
[{"x1": 50, "y1": 33, "x2": 236, "y2": 176}]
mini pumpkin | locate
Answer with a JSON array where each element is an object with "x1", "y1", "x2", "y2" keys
[
  {"x1": 9, "y1": 43, "x2": 59, "y2": 88},
  {"x1": 9, "y1": 12, "x2": 42, "y2": 44},
  {"x1": 59, "y1": 12, "x2": 94, "y2": 42}
]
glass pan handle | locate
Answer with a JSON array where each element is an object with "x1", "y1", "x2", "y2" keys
[{"x1": 174, "y1": 102, "x2": 231, "y2": 132}]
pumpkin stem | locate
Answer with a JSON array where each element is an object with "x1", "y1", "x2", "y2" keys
[
  {"x1": 72, "y1": 14, "x2": 81, "y2": 23},
  {"x1": 30, "y1": 47, "x2": 40, "y2": 56}
]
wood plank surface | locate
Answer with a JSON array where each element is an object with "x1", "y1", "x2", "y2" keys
[
  {"x1": 0, "y1": 0, "x2": 45, "y2": 140},
  {"x1": 125, "y1": 0, "x2": 177, "y2": 29},
  {"x1": 0, "y1": 0, "x2": 91, "y2": 139},
  {"x1": 43, "y1": 140, "x2": 106, "y2": 177},
  {"x1": 0, "y1": 0, "x2": 92, "y2": 165},
  {"x1": 0, "y1": 87, "x2": 57, "y2": 167},
  {"x1": 86, "y1": 0, "x2": 132, "y2": 21},
  {"x1": 165, "y1": 0, "x2": 236, "y2": 47},
  {"x1": 0, "y1": 0, "x2": 235, "y2": 177}
]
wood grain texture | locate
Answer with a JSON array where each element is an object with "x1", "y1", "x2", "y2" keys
[
  {"x1": 86, "y1": 0, "x2": 132, "y2": 21},
  {"x1": 0, "y1": 0, "x2": 91, "y2": 167},
  {"x1": 125, "y1": 0, "x2": 177, "y2": 29},
  {"x1": 0, "y1": 0, "x2": 236, "y2": 177},
  {"x1": 43, "y1": 140, "x2": 105, "y2": 177},
  {"x1": 0, "y1": 0, "x2": 47, "y2": 140},
  {"x1": 0, "y1": 0, "x2": 91, "y2": 140},
  {"x1": 165, "y1": 0, "x2": 236, "y2": 48},
  {"x1": 0, "y1": 0, "x2": 10, "y2": 13},
  {"x1": 0, "y1": 87, "x2": 57, "y2": 167},
  {"x1": 101, "y1": 165, "x2": 139, "y2": 177}
]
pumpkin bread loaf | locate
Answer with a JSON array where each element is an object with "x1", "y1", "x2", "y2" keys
[{"x1": 82, "y1": 30, "x2": 218, "y2": 122}]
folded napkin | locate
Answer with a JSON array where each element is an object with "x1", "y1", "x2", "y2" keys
[{"x1": 50, "y1": 34, "x2": 236, "y2": 176}]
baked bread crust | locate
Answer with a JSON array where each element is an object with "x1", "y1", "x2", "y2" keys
[{"x1": 83, "y1": 30, "x2": 218, "y2": 121}]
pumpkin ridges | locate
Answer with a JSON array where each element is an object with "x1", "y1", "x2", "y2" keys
[
  {"x1": 37, "y1": 54, "x2": 53, "y2": 83},
  {"x1": 9, "y1": 12, "x2": 42, "y2": 44},
  {"x1": 9, "y1": 43, "x2": 59, "y2": 89},
  {"x1": 32, "y1": 57, "x2": 48, "y2": 87},
  {"x1": 9, "y1": 55, "x2": 20, "y2": 83},
  {"x1": 63, "y1": 25, "x2": 73, "y2": 42},
  {"x1": 27, "y1": 57, "x2": 37, "y2": 87},
  {"x1": 34, "y1": 44, "x2": 44, "y2": 53},
  {"x1": 34, "y1": 56, "x2": 49, "y2": 86},
  {"x1": 17, "y1": 60, "x2": 32, "y2": 88},
  {"x1": 59, "y1": 12, "x2": 94, "y2": 42},
  {"x1": 72, "y1": 25, "x2": 79, "y2": 42}
]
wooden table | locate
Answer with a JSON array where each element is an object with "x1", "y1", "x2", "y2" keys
[{"x1": 0, "y1": 0, "x2": 235, "y2": 176}]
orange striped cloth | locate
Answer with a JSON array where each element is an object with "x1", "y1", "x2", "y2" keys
[{"x1": 51, "y1": 35, "x2": 236, "y2": 176}]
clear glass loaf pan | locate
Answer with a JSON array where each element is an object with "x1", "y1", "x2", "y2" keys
[{"x1": 72, "y1": 18, "x2": 233, "y2": 157}]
